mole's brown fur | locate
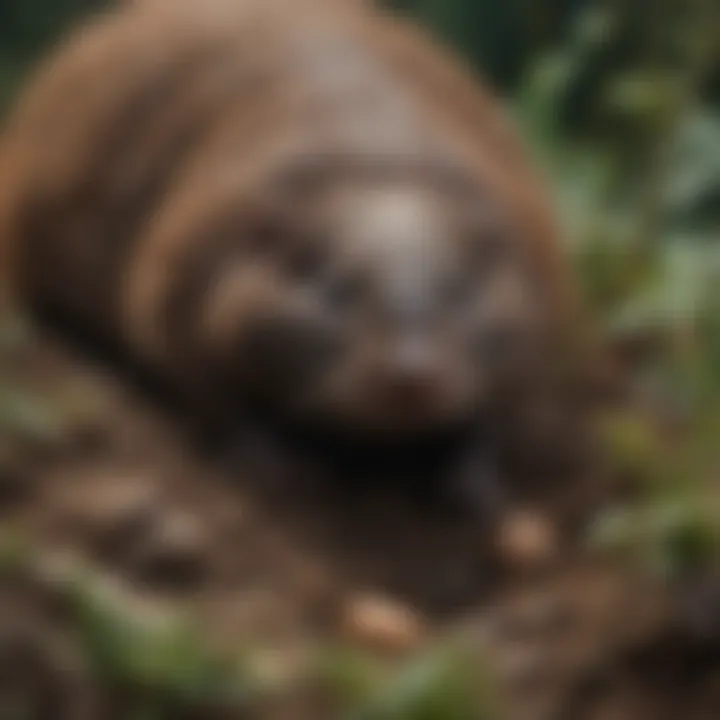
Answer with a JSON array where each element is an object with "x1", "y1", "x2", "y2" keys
[{"x1": 0, "y1": 0, "x2": 592, "y2": 511}]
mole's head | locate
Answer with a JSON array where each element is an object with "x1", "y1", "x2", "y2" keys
[{"x1": 208, "y1": 164, "x2": 546, "y2": 440}]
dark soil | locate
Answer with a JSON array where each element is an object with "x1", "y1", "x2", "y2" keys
[{"x1": 1, "y1": 321, "x2": 719, "y2": 719}]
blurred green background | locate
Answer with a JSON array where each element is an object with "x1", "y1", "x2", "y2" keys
[{"x1": 390, "y1": 0, "x2": 720, "y2": 574}]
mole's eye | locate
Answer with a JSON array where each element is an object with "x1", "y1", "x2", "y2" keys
[
  {"x1": 324, "y1": 274, "x2": 366, "y2": 310},
  {"x1": 286, "y1": 243, "x2": 327, "y2": 281}
]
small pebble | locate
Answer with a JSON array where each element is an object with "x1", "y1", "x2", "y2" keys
[
  {"x1": 495, "y1": 509, "x2": 559, "y2": 569},
  {"x1": 342, "y1": 593, "x2": 425, "y2": 654},
  {"x1": 131, "y1": 510, "x2": 209, "y2": 590},
  {"x1": 250, "y1": 645, "x2": 310, "y2": 687},
  {"x1": 65, "y1": 475, "x2": 159, "y2": 554}
]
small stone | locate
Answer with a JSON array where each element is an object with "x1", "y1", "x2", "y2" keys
[
  {"x1": 64, "y1": 475, "x2": 159, "y2": 555},
  {"x1": 342, "y1": 594, "x2": 425, "y2": 654},
  {"x1": 131, "y1": 511, "x2": 209, "y2": 590},
  {"x1": 249, "y1": 645, "x2": 310, "y2": 688},
  {"x1": 496, "y1": 510, "x2": 558, "y2": 569}
]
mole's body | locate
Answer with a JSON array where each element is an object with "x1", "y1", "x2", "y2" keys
[{"x1": 0, "y1": 0, "x2": 589, "y2": 514}]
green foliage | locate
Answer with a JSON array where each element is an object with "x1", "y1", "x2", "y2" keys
[
  {"x1": 589, "y1": 494, "x2": 720, "y2": 580},
  {"x1": 69, "y1": 587, "x2": 248, "y2": 706},
  {"x1": 0, "y1": 0, "x2": 109, "y2": 61},
  {"x1": 386, "y1": 0, "x2": 530, "y2": 89},
  {"x1": 0, "y1": 532, "x2": 258, "y2": 718},
  {"x1": 0, "y1": 532, "x2": 502, "y2": 719},
  {"x1": 0, "y1": 384, "x2": 65, "y2": 445},
  {"x1": 511, "y1": 0, "x2": 720, "y2": 584},
  {"x1": 315, "y1": 641, "x2": 500, "y2": 720},
  {"x1": 0, "y1": 0, "x2": 111, "y2": 114},
  {"x1": 0, "y1": 315, "x2": 65, "y2": 446},
  {"x1": 346, "y1": 646, "x2": 497, "y2": 720},
  {"x1": 314, "y1": 644, "x2": 387, "y2": 707}
]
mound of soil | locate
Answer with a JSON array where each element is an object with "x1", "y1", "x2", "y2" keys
[{"x1": 1, "y1": 321, "x2": 720, "y2": 719}]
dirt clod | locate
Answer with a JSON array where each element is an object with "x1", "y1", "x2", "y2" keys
[
  {"x1": 130, "y1": 509, "x2": 210, "y2": 591},
  {"x1": 496, "y1": 509, "x2": 560, "y2": 569},
  {"x1": 342, "y1": 593, "x2": 426, "y2": 654}
]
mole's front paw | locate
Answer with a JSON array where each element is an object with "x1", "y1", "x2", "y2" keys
[
  {"x1": 218, "y1": 425, "x2": 288, "y2": 479},
  {"x1": 443, "y1": 448, "x2": 508, "y2": 524}
]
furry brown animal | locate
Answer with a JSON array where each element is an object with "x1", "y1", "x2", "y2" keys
[{"x1": 0, "y1": 0, "x2": 591, "y2": 517}]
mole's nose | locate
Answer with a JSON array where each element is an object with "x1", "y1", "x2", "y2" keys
[{"x1": 377, "y1": 340, "x2": 444, "y2": 413}]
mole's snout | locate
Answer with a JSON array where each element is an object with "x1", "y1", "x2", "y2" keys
[{"x1": 373, "y1": 338, "x2": 448, "y2": 419}]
